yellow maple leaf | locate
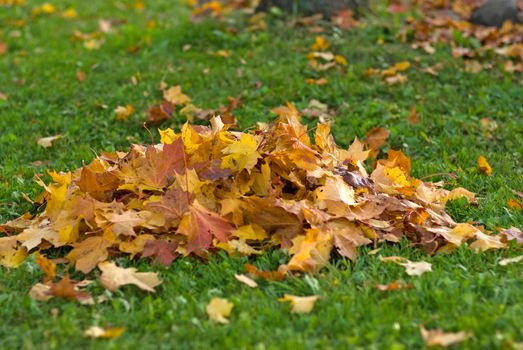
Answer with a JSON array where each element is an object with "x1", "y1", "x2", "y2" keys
[
  {"x1": 477, "y1": 155, "x2": 493, "y2": 176},
  {"x1": 206, "y1": 297, "x2": 233, "y2": 324},
  {"x1": 279, "y1": 294, "x2": 319, "y2": 313},
  {"x1": 311, "y1": 36, "x2": 329, "y2": 51},
  {"x1": 163, "y1": 85, "x2": 191, "y2": 106},
  {"x1": 221, "y1": 134, "x2": 261, "y2": 172}
]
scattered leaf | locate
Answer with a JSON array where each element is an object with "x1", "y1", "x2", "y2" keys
[
  {"x1": 234, "y1": 273, "x2": 258, "y2": 288},
  {"x1": 37, "y1": 135, "x2": 62, "y2": 148},
  {"x1": 98, "y1": 261, "x2": 162, "y2": 292},
  {"x1": 279, "y1": 294, "x2": 319, "y2": 314},
  {"x1": 206, "y1": 297, "x2": 234, "y2": 324},
  {"x1": 420, "y1": 326, "x2": 472, "y2": 347}
]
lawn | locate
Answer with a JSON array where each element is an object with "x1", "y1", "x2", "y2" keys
[{"x1": 0, "y1": 1, "x2": 522, "y2": 349}]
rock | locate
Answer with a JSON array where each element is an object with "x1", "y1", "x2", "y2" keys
[
  {"x1": 256, "y1": 0, "x2": 368, "y2": 17},
  {"x1": 470, "y1": 0, "x2": 521, "y2": 27}
]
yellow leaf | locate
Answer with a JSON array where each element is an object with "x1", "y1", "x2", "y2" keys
[
  {"x1": 115, "y1": 105, "x2": 134, "y2": 121},
  {"x1": 234, "y1": 274, "x2": 258, "y2": 288},
  {"x1": 394, "y1": 61, "x2": 411, "y2": 72},
  {"x1": 84, "y1": 326, "x2": 125, "y2": 339},
  {"x1": 37, "y1": 134, "x2": 62, "y2": 148},
  {"x1": 420, "y1": 326, "x2": 472, "y2": 347},
  {"x1": 62, "y1": 8, "x2": 77, "y2": 18},
  {"x1": 98, "y1": 261, "x2": 162, "y2": 292},
  {"x1": 311, "y1": 36, "x2": 329, "y2": 51},
  {"x1": 279, "y1": 294, "x2": 319, "y2": 314},
  {"x1": 206, "y1": 297, "x2": 234, "y2": 324},
  {"x1": 158, "y1": 128, "x2": 178, "y2": 144},
  {"x1": 163, "y1": 85, "x2": 191, "y2": 106},
  {"x1": 477, "y1": 155, "x2": 492, "y2": 175},
  {"x1": 335, "y1": 55, "x2": 348, "y2": 66},
  {"x1": 221, "y1": 134, "x2": 261, "y2": 172}
]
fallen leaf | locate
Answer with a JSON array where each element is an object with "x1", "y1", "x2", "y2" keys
[
  {"x1": 234, "y1": 273, "x2": 258, "y2": 288},
  {"x1": 477, "y1": 156, "x2": 492, "y2": 176},
  {"x1": 279, "y1": 294, "x2": 319, "y2": 314},
  {"x1": 98, "y1": 261, "x2": 162, "y2": 292},
  {"x1": 379, "y1": 256, "x2": 432, "y2": 276},
  {"x1": 375, "y1": 280, "x2": 413, "y2": 292},
  {"x1": 84, "y1": 326, "x2": 125, "y2": 339},
  {"x1": 206, "y1": 297, "x2": 234, "y2": 324},
  {"x1": 163, "y1": 85, "x2": 191, "y2": 106},
  {"x1": 407, "y1": 106, "x2": 420, "y2": 125},
  {"x1": 420, "y1": 326, "x2": 472, "y2": 347},
  {"x1": 499, "y1": 255, "x2": 523, "y2": 266},
  {"x1": 37, "y1": 135, "x2": 62, "y2": 148},
  {"x1": 115, "y1": 105, "x2": 134, "y2": 121}
]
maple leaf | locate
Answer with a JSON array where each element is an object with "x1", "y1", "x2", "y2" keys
[
  {"x1": 37, "y1": 134, "x2": 62, "y2": 148},
  {"x1": 137, "y1": 138, "x2": 186, "y2": 189},
  {"x1": 163, "y1": 85, "x2": 191, "y2": 106},
  {"x1": 146, "y1": 101, "x2": 174, "y2": 124},
  {"x1": 477, "y1": 155, "x2": 493, "y2": 175},
  {"x1": 364, "y1": 127, "x2": 390, "y2": 158},
  {"x1": 98, "y1": 261, "x2": 162, "y2": 292},
  {"x1": 206, "y1": 297, "x2": 233, "y2": 324},
  {"x1": 114, "y1": 105, "x2": 134, "y2": 121},
  {"x1": 84, "y1": 326, "x2": 125, "y2": 339},
  {"x1": 234, "y1": 274, "x2": 258, "y2": 288},
  {"x1": 379, "y1": 256, "x2": 432, "y2": 276},
  {"x1": 420, "y1": 326, "x2": 472, "y2": 347},
  {"x1": 35, "y1": 252, "x2": 56, "y2": 280},
  {"x1": 145, "y1": 189, "x2": 190, "y2": 227},
  {"x1": 142, "y1": 239, "x2": 179, "y2": 266},
  {"x1": 177, "y1": 201, "x2": 232, "y2": 253},
  {"x1": 46, "y1": 276, "x2": 93, "y2": 304},
  {"x1": 67, "y1": 236, "x2": 112, "y2": 274},
  {"x1": 244, "y1": 263, "x2": 285, "y2": 281},
  {"x1": 221, "y1": 134, "x2": 261, "y2": 172},
  {"x1": 279, "y1": 294, "x2": 319, "y2": 314}
]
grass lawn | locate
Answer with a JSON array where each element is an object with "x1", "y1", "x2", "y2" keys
[{"x1": 1, "y1": 1, "x2": 522, "y2": 349}]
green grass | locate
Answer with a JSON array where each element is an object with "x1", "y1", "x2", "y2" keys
[{"x1": 1, "y1": 1, "x2": 522, "y2": 349}]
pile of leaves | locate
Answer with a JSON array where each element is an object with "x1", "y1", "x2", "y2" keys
[
  {"x1": 2, "y1": 106, "x2": 517, "y2": 284},
  {"x1": 397, "y1": 0, "x2": 523, "y2": 72}
]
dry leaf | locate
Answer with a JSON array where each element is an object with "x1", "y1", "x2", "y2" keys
[
  {"x1": 499, "y1": 255, "x2": 523, "y2": 266},
  {"x1": 234, "y1": 273, "x2": 258, "y2": 288},
  {"x1": 163, "y1": 85, "x2": 191, "y2": 106},
  {"x1": 420, "y1": 326, "x2": 472, "y2": 347},
  {"x1": 98, "y1": 261, "x2": 162, "y2": 292},
  {"x1": 279, "y1": 294, "x2": 319, "y2": 314},
  {"x1": 37, "y1": 135, "x2": 62, "y2": 148},
  {"x1": 375, "y1": 280, "x2": 413, "y2": 292},
  {"x1": 206, "y1": 297, "x2": 234, "y2": 324},
  {"x1": 379, "y1": 256, "x2": 432, "y2": 276},
  {"x1": 84, "y1": 326, "x2": 125, "y2": 339},
  {"x1": 115, "y1": 105, "x2": 134, "y2": 121},
  {"x1": 477, "y1": 156, "x2": 492, "y2": 176}
]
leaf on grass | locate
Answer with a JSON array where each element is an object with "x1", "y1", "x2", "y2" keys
[
  {"x1": 35, "y1": 252, "x2": 56, "y2": 280},
  {"x1": 234, "y1": 273, "x2": 258, "y2": 288},
  {"x1": 375, "y1": 280, "x2": 413, "y2": 292},
  {"x1": 115, "y1": 105, "x2": 134, "y2": 121},
  {"x1": 84, "y1": 326, "x2": 125, "y2": 339},
  {"x1": 420, "y1": 326, "x2": 472, "y2": 347},
  {"x1": 244, "y1": 264, "x2": 286, "y2": 281},
  {"x1": 499, "y1": 255, "x2": 523, "y2": 266},
  {"x1": 37, "y1": 135, "x2": 62, "y2": 148},
  {"x1": 477, "y1": 156, "x2": 492, "y2": 176},
  {"x1": 206, "y1": 297, "x2": 234, "y2": 324},
  {"x1": 379, "y1": 256, "x2": 432, "y2": 276},
  {"x1": 98, "y1": 261, "x2": 162, "y2": 292},
  {"x1": 163, "y1": 85, "x2": 191, "y2": 106},
  {"x1": 279, "y1": 294, "x2": 319, "y2": 314}
]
